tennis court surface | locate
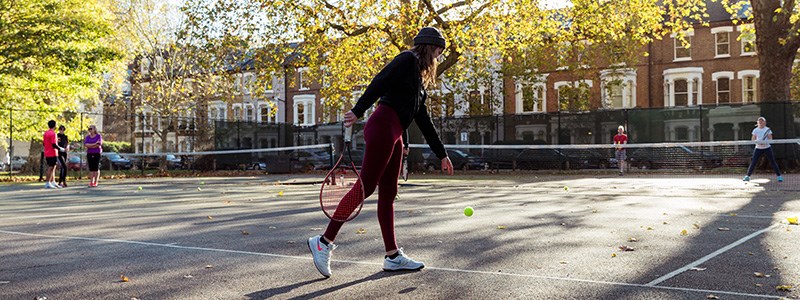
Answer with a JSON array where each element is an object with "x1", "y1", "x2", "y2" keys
[{"x1": 1, "y1": 173, "x2": 799, "y2": 299}]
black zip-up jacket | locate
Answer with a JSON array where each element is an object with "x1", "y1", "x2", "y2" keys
[{"x1": 351, "y1": 51, "x2": 447, "y2": 159}]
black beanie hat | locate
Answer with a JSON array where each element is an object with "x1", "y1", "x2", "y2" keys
[{"x1": 413, "y1": 27, "x2": 446, "y2": 49}]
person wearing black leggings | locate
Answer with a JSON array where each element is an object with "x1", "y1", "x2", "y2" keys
[
  {"x1": 308, "y1": 27, "x2": 454, "y2": 278},
  {"x1": 57, "y1": 125, "x2": 69, "y2": 187}
]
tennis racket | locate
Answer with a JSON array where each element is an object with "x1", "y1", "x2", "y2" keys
[
  {"x1": 319, "y1": 125, "x2": 365, "y2": 222},
  {"x1": 762, "y1": 129, "x2": 772, "y2": 140}
]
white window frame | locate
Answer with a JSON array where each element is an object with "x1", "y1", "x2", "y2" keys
[
  {"x1": 711, "y1": 26, "x2": 733, "y2": 58},
  {"x1": 738, "y1": 70, "x2": 759, "y2": 103},
  {"x1": 244, "y1": 103, "x2": 255, "y2": 121},
  {"x1": 297, "y1": 67, "x2": 309, "y2": 90},
  {"x1": 663, "y1": 67, "x2": 703, "y2": 107},
  {"x1": 293, "y1": 94, "x2": 316, "y2": 126},
  {"x1": 232, "y1": 103, "x2": 243, "y2": 121},
  {"x1": 738, "y1": 25, "x2": 757, "y2": 56},
  {"x1": 554, "y1": 80, "x2": 593, "y2": 111},
  {"x1": 515, "y1": 74, "x2": 549, "y2": 114},
  {"x1": 711, "y1": 71, "x2": 734, "y2": 104},
  {"x1": 257, "y1": 101, "x2": 275, "y2": 123},
  {"x1": 600, "y1": 69, "x2": 637, "y2": 109},
  {"x1": 671, "y1": 30, "x2": 694, "y2": 62}
]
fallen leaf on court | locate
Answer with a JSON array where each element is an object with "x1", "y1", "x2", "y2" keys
[
  {"x1": 559, "y1": 261, "x2": 568, "y2": 264},
  {"x1": 131, "y1": 297, "x2": 140, "y2": 300},
  {"x1": 310, "y1": 227, "x2": 322, "y2": 231},
  {"x1": 497, "y1": 225, "x2": 507, "y2": 229},
  {"x1": 748, "y1": 252, "x2": 754, "y2": 256},
  {"x1": 718, "y1": 227, "x2": 730, "y2": 231},
  {"x1": 0, "y1": 281, "x2": 9, "y2": 284},
  {"x1": 680, "y1": 229, "x2": 688, "y2": 236},
  {"x1": 663, "y1": 221, "x2": 668, "y2": 225},
  {"x1": 205, "y1": 265, "x2": 213, "y2": 269},
  {"x1": 120, "y1": 275, "x2": 129, "y2": 282},
  {"x1": 207, "y1": 216, "x2": 213, "y2": 220},
  {"x1": 729, "y1": 213, "x2": 738, "y2": 216},
  {"x1": 286, "y1": 240, "x2": 295, "y2": 244},
  {"x1": 628, "y1": 237, "x2": 638, "y2": 242},
  {"x1": 35, "y1": 296, "x2": 47, "y2": 300},
  {"x1": 278, "y1": 191, "x2": 284, "y2": 196},
  {"x1": 787, "y1": 216, "x2": 798, "y2": 225},
  {"x1": 611, "y1": 253, "x2": 617, "y2": 257},
  {"x1": 788, "y1": 227, "x2": 793, "y2": 232},
  {"x1": 776, "y1": 285, "x2": 793, "y2": 291},
  {"x1": 560, "y1": 223, "x2": 566, "y2": 226},
  {"x1": 754, "y1": 272, "x2": 771, "y2": 278},
  {"x1": 268, "y1": 226, "x2": 277, "y2": 229},
  {"x1": 356, "y1": 228, "x2": 366, "y2": 234},
  {"x1": 646, "y1": 227, "x2": 654, "y2": 230},
  {"x1": 619, "y1": 245, "x2": 635, "y2": 251},
  {"x1": 690, "y1": 267, "x2": 707, "y2": 271},
  {"x1": 755, "y1": 283, "x2": 763, "y2": 287},
  {"x1": 183, "y1": 275, "x2": 193, "y2": 279},
  {"x1": 224, "y1": 200, "x2": 232, "y2": 204},
  {"x1": 693, "y1": 223, "x2": 700, "y2": 229},
  {"x1": 592, "y1": 209, "x2": 598, "y2": 213},
  {"x1": 240, "y1": 230, "x2": 250, "y2": 235},
  {"x1": 706, "y1": 294, "x2": 719, "y2": 299},
  {"x1": 197, "y1": 187, "x2": 202, "y2": 191}
]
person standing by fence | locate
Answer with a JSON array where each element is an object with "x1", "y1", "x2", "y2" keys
[
  {"x1": 56, "y1": 125, "x2": 70, "y2": 187},
  {"x1": 84, "y1": 125, "x2": 103, "y2": 187},
  {"x1": 613, "y1": 125, "x2": 628, "y2": 176}
]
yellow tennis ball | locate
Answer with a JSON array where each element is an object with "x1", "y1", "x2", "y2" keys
[
  {"x1": 278, "y1": 191, "x2": 284, "y2": 196},
  {"x1": 464, "y1": 206, "x2": 474, "y2": 217},
  {"x1": 564, "y1": 186, "x2": 569, "y2": 191},
  {"x1": 138, "y1": 186, "x2": 142, "y2": 190}
]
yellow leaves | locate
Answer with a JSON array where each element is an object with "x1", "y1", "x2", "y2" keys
[
  {"x1": 497, "y1": 225, "x2": 507, "y2": 229},
  {"x1": 356, "y1": 228, "x2": 366, "y2": 234},
  {"x1": 787, "y1": 216, "x2": 798, "y2": 225},
  {"x1": 680, "y1": 229, "x2": 688, "y2": 236},
  {"x1": 120, "y1": 275, "x2": 130, "y2": 282},
  {"x1": 776, "y1": 285, "x2": 793, "y2": 291}
]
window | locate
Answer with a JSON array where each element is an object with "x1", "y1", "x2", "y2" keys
[
  {"x1": 297, "y1": 103, "x2": 305, "y2": 124},
  {"x1": 739, "y1": 25, "x2": 756, "y2": 56},
  {"x1": 674, "y1": 79, "x2": 688, "y2": 106},
  {"x1": 245, "y1": 104, "x2": 254, "y2": 121},
  {"x1": 743, "y1": 76, "x2": 757, "y2": 103},
  {"x1": 298, "y1": 68, "x2": 309, "y2": 90},
  {"x1": 260, "y1": 105, "x2": 272, "y2": 123},
  {"x1": 232, "y1": 105, "x2": 242, "y2": 121},
  {"x1": 715, "y1": 32, "x2": 730, "y2": 57},
  {"x1": 600, "y1": 69, "x2": 636, "y2": 109},
  {"x1": 674, "y1": 37, "x2": 691, "y2": 60},
  {"x1": 717, "y1": 78, "x2": 730, "y2": 103},
  {"x1": 555, "y1": 80, "x2": 592, "y2": 112},
  {"x1": 519, "y1": 84, "x2": 545, "y2": 113}
]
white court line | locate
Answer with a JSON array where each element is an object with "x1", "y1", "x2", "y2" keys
[
  {"x1": 646, "y1": 223, "x2": 780, "y2": 286},
  {"x1": 0, "y1": 229, "x2": 783, "y2": 299}
]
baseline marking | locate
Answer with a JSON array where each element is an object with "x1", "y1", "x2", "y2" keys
[{"x1": 0, "y1": 229, "x2": 782, "y2": 299}]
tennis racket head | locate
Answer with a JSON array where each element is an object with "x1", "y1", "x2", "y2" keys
[{"x1": 319, "y1": 126, "x2": 365, "y2": 222}]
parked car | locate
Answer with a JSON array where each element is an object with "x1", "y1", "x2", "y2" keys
[
  {"x1": 423, "y1": 149, "x2": 486, "y2": 171},
  {"x1": 483, "y1": 148, "x2": 523, "y2": 169},
  {"x1": 559, "y1": 148, "x2": 613, "y2": 169},
  {"x1": 628, "y1": 146, "x2": 722, "y2": 170},
  {"x1": 67, "y1": 155, "x2": 87, "y2": 171},
  {"x1": 339, "y1": 149, "x2": 365, "y2": 167},
  {"x1": 246, "y1": 162, "x2": 268, "y2": 170},
  {"x1": 101, "y1": 152, "x2": 132, "y2": 170},
  {"x1": 6, "y1": 156, "x2": 28, "y2": 171},
  {"x1": 289, "y1": 150, "x2": 332, "y2": 171},
  {"x1": 515, "y1": 148, "x2": 574, "y2": 170}
]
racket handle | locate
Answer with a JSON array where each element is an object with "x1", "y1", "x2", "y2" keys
[{"x1": 344, "y1": 125, "x2": 353, "y2": 143}]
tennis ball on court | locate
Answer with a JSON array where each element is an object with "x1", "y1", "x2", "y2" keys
[
  {"x1": 138, "y1": 186, "x2": 142, "y2": 190},
  {"x1": 200, "y1": 182, "x2": 205, "y2": 185},
  {"x1": 564, "y1": 186, "x2": 569, "y2": 191},
  {"x1": 464, "y1": 206, "x2": 474, "y2": 217},
  {"x1": 278, "y1": 191, "x2": 284, "y2": 196}
]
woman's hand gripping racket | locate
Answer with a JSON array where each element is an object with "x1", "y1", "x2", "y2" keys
[{"x1": 319, "y1": 125, "x2": 365, "y2": 222}]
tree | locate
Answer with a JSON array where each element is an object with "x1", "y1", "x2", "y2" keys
[{"x1": 0, "y1": 0, "x2": 121, "y2": 152}]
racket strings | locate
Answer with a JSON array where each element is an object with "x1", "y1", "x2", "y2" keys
[{"x1": 321, "y1": 166, "x2": 364, "y2": 221}]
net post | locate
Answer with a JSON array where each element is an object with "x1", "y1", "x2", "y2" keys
[{"x1": 8, "y1": 108, "x2": 12, "y2": 180}]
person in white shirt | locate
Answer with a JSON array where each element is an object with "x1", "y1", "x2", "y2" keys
[{"x1": 743, "y1": 117, "x2": 783, "y2": 182}]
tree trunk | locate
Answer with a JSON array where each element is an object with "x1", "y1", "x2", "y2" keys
[{"x1": 752, "y1": 0, "x2": 800, "y2": 169}]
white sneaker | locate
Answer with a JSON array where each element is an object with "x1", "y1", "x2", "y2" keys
[
  {"x1": 383, "y1": 248, "x2": 425, "y2": 271},
  {"x1": 53, "y1": 182, "x2": 62, "y2": 189},
  {"x1": 307, "y1": 235, "x2": 335, "y2": 278},
  {"x1": 45, "y1": 182, "x2": 56, "y2": 189}
]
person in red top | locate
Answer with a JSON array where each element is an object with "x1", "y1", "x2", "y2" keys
[
  {"x1": 43, "y1": 120, "x2": 65, "y2": 189},
  {"x1": 613, "y1": 125, "x2": 628, "y2": 176}
]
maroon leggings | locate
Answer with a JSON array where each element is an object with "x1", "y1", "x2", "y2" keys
[{"x1": 323, "y1": 104, "x2": 404, "y2": 252}]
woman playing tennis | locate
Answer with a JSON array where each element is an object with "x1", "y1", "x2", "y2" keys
[
  {"x1": 743, "y1": 117, "x2": 783, "y2": 182},
  {"x1": 308, "y1": 27, "x2": 454, "y2": 278}
]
